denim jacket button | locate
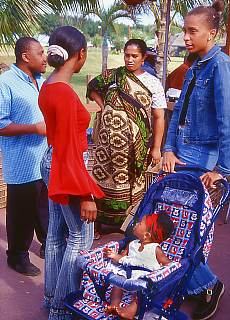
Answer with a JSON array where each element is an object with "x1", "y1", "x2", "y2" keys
[{"x1": 184, "y1": 138, "x2": 189, "y2": 144}]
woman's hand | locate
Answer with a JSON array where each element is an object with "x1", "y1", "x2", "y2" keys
[
  {"x1": 151, "y1": 147, "x2": 161, "y2": 165},
  {"x1": 80, "y1": 196, "x2": 97, "y2": 223},
  {"x1": 200, "y1": 172, "x2": 223, "y2": 189},
  {"x1": 162, "y1": 151, "x2": 186, "y2": 173}
]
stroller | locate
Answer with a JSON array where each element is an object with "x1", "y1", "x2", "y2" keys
[{"x1": 65, "y1": 169, "x2": 229, "y2": 320}]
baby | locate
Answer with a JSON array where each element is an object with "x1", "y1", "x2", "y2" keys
[{"x1": 103, "y1": 212, "x2": 174, "y2": 320}]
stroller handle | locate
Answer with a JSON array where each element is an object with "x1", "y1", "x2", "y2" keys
[
  {"x1": 175, "y1": 164, "x2": 230, "y2": 202},
  {"x1": 174, "y1": 164, "x2": 209, "y2": 173},
  {"x1": 161, "y1": 164, "x2": 230, "y2": 210},
  {"x1": 160, "y1": 164, "x2": 209, "y2": 175}
]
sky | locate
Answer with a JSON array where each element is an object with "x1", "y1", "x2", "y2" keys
[{"x1": 99, "y1": 0, "x2": 155, "y2": 26}]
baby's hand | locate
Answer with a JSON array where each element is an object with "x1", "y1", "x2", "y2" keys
[{"x1": 103, "y1": 247, "x2": 117, "y2": 260}]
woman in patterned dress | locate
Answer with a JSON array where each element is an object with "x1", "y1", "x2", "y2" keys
[{"x1": 87, "y1": 39, "x2": 167, "y2": 226}]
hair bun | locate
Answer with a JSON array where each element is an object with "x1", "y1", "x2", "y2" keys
[{"x1": 212, "y1": 0, "x2": 224, "y2": 14}]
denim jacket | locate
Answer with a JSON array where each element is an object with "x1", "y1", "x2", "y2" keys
[{"x1": 164, "y1": 45, "x2": 230, "y2": 176}]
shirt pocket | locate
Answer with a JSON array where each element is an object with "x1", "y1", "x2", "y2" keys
[{"x1": 195, "y1": 78, "x2": 212, "y2": 102}]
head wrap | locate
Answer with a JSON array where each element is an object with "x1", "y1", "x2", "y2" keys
[
  {"x1": 47, "y1": 45, "x2": 69, "y2": 61},
  {"x1": 146, "y1": 47, "x2": 157, "y2": 56},
  {"x1": 145, "y1": 213, "x2": 164, "y2": 244}
]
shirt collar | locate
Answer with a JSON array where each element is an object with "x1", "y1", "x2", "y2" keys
[
  {"x1": 11, "y1": 63, "x2": 42, "y2": 83},
  {"x1": 197, "y1": 45, "x2": 221, "y2": 65}
]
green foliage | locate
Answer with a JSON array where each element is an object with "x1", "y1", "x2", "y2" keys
[
  {"x1": 38, "y1": 13, "x2": 63, "y2": 35},
  {"x1": 82, "y1": 0, "x2": 134, "y2": 38},
  {"x1": 112, "y1": 36, "x2": 125, "y2": 52},
  {"x1": 178, "y1": 50, "x2": 187, "y2": 58},
  {"x1": 0, "y1": 0, "x2": 99, "y2": 49},
  {"x1": 92, "y1": 35, "x2": 102, "y2": 48},
  {"x1": 82, "y1": 0, "x2": 134, "y2": 70},
  {"x1": 113, "y1": 23, "x2": 129, "y2": 39},
  {"x1": 170, "y1": 22, "x2": 182, "y2": 35}
]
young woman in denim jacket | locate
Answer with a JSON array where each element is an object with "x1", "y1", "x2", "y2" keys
[{"x1": 163, "y1": 1, "x2": 229, "y2": 319}]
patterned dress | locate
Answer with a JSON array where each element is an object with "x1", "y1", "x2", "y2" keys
[{"x1": 87, "y1": 67, "x2": 165, "y2": 225}]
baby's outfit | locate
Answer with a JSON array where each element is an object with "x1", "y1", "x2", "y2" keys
[{"x1": 107, "y1": 239, "x2": 161, "y2": 279}]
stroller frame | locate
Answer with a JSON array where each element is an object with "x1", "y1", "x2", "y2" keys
[{"x1": 65, "y1": 172, "x2": 229, "y2": 320}]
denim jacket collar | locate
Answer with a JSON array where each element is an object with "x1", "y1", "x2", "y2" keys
[{"x1": 197, "y1": 45, "x2": 221, "y2": 65}]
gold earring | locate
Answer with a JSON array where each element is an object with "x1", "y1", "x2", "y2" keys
[{"x1": 208, "y1": 37, "x2": 211, "y2": 41}]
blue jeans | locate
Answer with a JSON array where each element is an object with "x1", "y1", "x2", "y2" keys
[
  {"x1": 41, "y1": 147, "x2": 94, "y2": 320},
  {"x1": 175, "y1": 126, "x2": 218, "y2": 295}
]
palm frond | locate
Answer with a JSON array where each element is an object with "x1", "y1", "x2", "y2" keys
[
  {"x1": 172, "y1": 0, "x2": 211, "y2": 17},
  {"x1": 47, "y1": 0, "x2": 99, "y2": 13},
  {"x1": 0, "y1": 0, "x2": 99, "y2": 49}
]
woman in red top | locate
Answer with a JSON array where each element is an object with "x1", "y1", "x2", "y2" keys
[{"x1": 39, "y1": 26, "x2": 104, "y2": 320}]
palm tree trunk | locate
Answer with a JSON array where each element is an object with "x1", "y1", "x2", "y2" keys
[
  {"x1": 155, "y1": 0, "x2": 168, "y2": 82},
  {"x1": 102, "y1": 33, "x2": 109, "y2": 72}
]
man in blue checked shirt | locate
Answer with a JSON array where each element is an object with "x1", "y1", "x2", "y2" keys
[{"x1": 0, "y1": 37, "x2": 48, "y2": 276}]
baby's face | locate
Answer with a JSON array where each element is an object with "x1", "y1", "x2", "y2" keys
[{"x1": 133, "y1": 216, "x2": 148, "y2": 239}]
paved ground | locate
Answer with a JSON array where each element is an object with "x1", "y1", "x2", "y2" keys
[{"x1": 0, "y1": 208, "x2": 229, "y2": 320}]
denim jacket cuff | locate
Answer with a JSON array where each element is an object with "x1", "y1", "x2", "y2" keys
[
  {"x1": 163, "y1": 145, "x2": 177, "y2": 153},
  {"x1": 214, "y1": 165, "x2": 230, "y2": 177}
]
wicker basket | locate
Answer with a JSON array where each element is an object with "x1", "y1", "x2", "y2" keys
[
  {"x1": 87, "y1": 144, "x2": 96, "y2": 176},
  {"x1": 0, "y1": 153, "x2": 7, "y2": 209},
  {"x1": 144, "y1": 160, "x2": 163, "y2": 192}
]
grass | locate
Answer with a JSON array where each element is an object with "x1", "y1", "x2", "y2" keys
[{"x1": 0, "y1": 48, "x2": 183, "y2": 103}]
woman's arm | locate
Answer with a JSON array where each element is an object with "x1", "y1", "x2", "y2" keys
[
  {"x1": 151, "y1": 109, "x2": 164, "y2": 165},
  {"x1": 213, "y1": 60, "x2": 230, "y2": 177},
  {"x1": 89, "y1": 90, "x2": 104, "y2": 111},
  {"x1": 200, "y1": 59, "x2": 230, "y2": 188},
  {"x1": 80, "y1": 195, "x2": 97, "y2": 223},
  {"x1": 86, "y1": 69, "x2": 115, "y2": 111}
]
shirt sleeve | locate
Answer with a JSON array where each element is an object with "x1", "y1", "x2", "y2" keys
[
  {"x1": 151, "y1": 78, "x2": 167, "y2": 109},
  {"x1": 47, "y1": 85, "x2": 105, "y2": 204},
  {"x1": 213, "y1": 60, "x2": 230, "y2": 176},
  {"x1": 0, "y1": 81, "x2": 13, "y2": 129}
]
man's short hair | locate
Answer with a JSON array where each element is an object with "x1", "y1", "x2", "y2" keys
[{"x1": 15, "y1": 37, "x2": 39, "y2": 63}]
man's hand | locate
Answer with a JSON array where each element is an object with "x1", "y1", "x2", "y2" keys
[
  {"x1": 200, "y1": 172, "x2": 223, "y2": 188},
  {"x1": 162, "y1": 151, "x2": 186, "y2": 173},
  {"x1": 0, "y1": 121, "x2": 46, "y2": 136},
  {"x1": 34, "y1": 121, "x2": 46, "y2": 135},
  {"x1": 80, "y1": 196, "x2": 97, "y2": 223}
]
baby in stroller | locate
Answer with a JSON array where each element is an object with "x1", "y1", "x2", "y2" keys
[
  {"x1": 103, "y1": 212, "x2": 174, "y2": 319},
  {"x1": 64, "y1": 172, "x2": 229, "y2": 320}
]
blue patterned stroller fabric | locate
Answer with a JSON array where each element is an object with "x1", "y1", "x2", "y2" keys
[{"x1": 65, "y1": 173, "x2": 228, "y2": 320}]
